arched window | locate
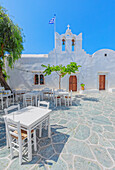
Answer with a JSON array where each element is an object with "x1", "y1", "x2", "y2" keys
[
  {"x1": 72, "y1": 39, "x2": 75, "y2": 51},
  {"x1": 34, "y1": 74, "x2": 39, "y2": 85},
  {"x1": 62, "y1": 39, "x2": 65, "y2": 51},
  {"x1": 40, "y1": 74, "x2": 44, "y2": 85}
]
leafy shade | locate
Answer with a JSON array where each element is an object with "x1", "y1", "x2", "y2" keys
[
  {"x1": 0, "y1": 6, "x2": 24, "y2": 68},
  {"x1": 0, "y1": 6, "x2": 24, "y2": 90},
  {"x1": 42, "y1": 62, "x2": 81, "y2": 77},
  {"x1": 41, "y1": 62, "x2": 81, "y2": 89}
]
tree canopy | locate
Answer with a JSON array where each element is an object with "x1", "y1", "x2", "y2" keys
[
  {"x1": 0, "y1": 6, "x2": 24, "y2": 89},
  {"x1": 42, "y1": 62, "x2": 81, "y2": 89},
  {"x1": 0, "y1": 6, "x2": 24, "y2": 69}
]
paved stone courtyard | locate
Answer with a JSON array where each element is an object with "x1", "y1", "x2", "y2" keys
[{"x1": 0, "y1": 92, "x2": 115, "y2": 169}]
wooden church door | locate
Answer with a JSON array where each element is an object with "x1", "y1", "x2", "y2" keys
[
  {"x1": 99, "y1": 75, "x2": 105, "y2": 90},
  {"x1": 69, "y1": 76, "x2": 77, "y2": 91}
]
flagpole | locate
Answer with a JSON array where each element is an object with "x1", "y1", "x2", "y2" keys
[{"x1": 54, "y1": 14, "x2": 56, "y2": 49}]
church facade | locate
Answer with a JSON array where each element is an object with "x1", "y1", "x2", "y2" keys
[{"x1": 7, "y1": 25, "x2": 115, "y2": 92}]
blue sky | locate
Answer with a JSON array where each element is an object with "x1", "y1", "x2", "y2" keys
[{"x1": 1, "y1": 0, "x2": 115, "y2": 54}]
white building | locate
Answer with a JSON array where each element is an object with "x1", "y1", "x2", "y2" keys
[{"x1": 7, "y1": 25, "x2": 115, "y2": 92}]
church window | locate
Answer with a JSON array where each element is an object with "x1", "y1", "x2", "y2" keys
[
  {"x1": 72, "y1": 39, "x2": 75, "y2": 51},
  {"x1": 34, "y1": 74, "x2": 39, "y2": 85},
  {"x1": 40, "y1": 74, "x2": 44, "y2": 85},
  {"x1": 62, "y1": 39, "x2": 65, "y2": 51}
]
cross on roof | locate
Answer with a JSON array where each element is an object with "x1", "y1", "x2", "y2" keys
[{"x1": 67, "y1": 24, "x2": 70, "y2": 30}]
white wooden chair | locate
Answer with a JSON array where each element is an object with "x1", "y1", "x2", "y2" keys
[
  {"x1": 0, "y1": 93, "x2": 10, "y2": 110},
  {"x1": 37, "y1": 101, "x2": 50, "y2": 137},
  {"x1": 24, "y1": 95, "x2": 34, "y2": 107},
  {"x1": 4, "y1": 104, "x2": 20, "y2": 115},
  {"x1": 63, "y1": 90, "x2": 72, "y2": 106},
  {"x1": 5, "y1": 117, "x2": 37, "y2": 165},
  {"x1": 42, "y1": 88, "x2": 52, "y2": 100},
  {"x1": 54, "y1": 95, "x2": 61, "y2": 107},
  {"x1": 0, "y1": 93, "x2": 4, "y2": 109},
  {"x1": 38, "y1": 101, "x2": 49, "y2": 109}
]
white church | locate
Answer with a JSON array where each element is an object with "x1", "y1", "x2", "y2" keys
[{"x1": 7, "y1": 25, "x2": 115, "y2": 93}]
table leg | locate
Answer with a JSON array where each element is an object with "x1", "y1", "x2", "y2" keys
[
  {"x1": 35, "y1": 96, "x2": 37, "y2": 106},
  {"x1": 27, "y1": 128, "x2": 32, "y2": 161},
  {"x1": 48, "y1": 116, "x2": 51, "y2": 138},
  {"x1": 16, "y1": 93, "x2": 17, "y2": 101},
  {"x1": 34, "y1": 129, "x2": 37, "y2": 151},
  {"x1": 4, "y1": 119, "x2": 10, "y2": 148},
  {"x1": 13, "y1": 94, "x2": 14, "y2": 104},
  {"x1": 42, "y1": 93, "x2": 43, "y2": 100},
  {"x1": 1, "y1": 98, "x2": 3, "y2": 110},
  {"x1": 6, "y1": 97, "x2": 8, "y2": 108},
  {"x1": 23, "y1": 96, "x2": 25, "y2": 106},
  {"x1": 39, "y1": 124, "x2": 42, "y2": 137}
]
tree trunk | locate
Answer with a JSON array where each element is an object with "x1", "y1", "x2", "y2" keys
[
  {"x1": 0, "y1": 66, "x2": 12, "y2": 91},
  {"x1": 0, "y1": 43, "x2": 12, "y2": 91},
  {"x1": 59, "y1": 75, "x2": 61, "y2": 89}
]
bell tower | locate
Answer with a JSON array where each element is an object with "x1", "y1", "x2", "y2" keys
[{"x1": 55, "y1": 25, "x2": 82, "y2": 53}]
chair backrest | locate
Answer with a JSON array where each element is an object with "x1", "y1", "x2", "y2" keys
[
  {"x1": 5, "y1": 117, "x2": 22, "y2": 145},
  {"x1": 42, "y1": 88, "x2": 50, "y2": 91},
  {"x1": 3, "y1": 90, "x2": 11, "y2": 95},
  {"x1": 24, "y1": 94, "x2": 32, "y2": 100},
  {"x1": 38, "y1": 101, "x2": 49, "y2": 109},
  {"x1": 4, "y1": 104, "x2": 20, "y2": 115}
]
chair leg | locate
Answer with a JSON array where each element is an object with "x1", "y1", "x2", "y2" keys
[
  {"x1": 68, "y1": 99, "x2": 69, "y2": 106},
  {"x1": 19, "y1": 147, "x2": 22, "y2": 165},
  {"x1": 13, "y1": 94, "x2": 14, "y2": 104},
  {"x1": 56, "y1": 98, "x2": 57, "y2": 107},
  {"x1": 71, "y1": 98, "x2": 72, "y2": 105},
  {"x1": 10, "y1": 143, "x2": 13, "y2": 159},
  {"x1": 59, "y1": 98, "x2": 61, "y2": 106},
  {"x1": 65, "y1": 98, "x2": 66, "y2": 106}
]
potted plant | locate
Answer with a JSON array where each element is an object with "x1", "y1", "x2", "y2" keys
[{"x1": 81, "y1": 83, "x2": 85, "y2": 90}]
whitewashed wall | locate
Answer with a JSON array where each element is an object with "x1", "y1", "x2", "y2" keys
[{"x1": 7, "y1": 26, "x2": 115, "y2": 91}]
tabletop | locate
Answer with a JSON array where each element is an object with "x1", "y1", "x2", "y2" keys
[
  {"x1": 3, "y1": 106, "x2": 52, "y2": 128},
  {"x1": 55, "y1": 91, "x2": 69, "y2": 95},
  {"x1": 24, "y1": 91, "x2": 41, "y2": 96}
]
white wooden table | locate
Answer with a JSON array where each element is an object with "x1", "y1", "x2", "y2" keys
[
  {"x1": 55, "y1": 91, "x2": 69, "y2": 96},
  {"x1": 23, "y1": 91, "x2": 42, "y2": 106},
  {"x1": 3, "y1": 106, "x2": 52, "y2": 161}
]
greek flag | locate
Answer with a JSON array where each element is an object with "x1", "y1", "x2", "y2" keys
[{"x1": 49, "y1": 16, "x2": 55, "y2": 24}]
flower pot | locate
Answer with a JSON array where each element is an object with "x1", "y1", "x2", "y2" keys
[{"x1": 81, "y1": 86, "x2": 85, "y2": 90}]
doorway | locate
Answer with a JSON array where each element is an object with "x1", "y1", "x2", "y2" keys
[
  {"x1": 69, "y1": 76, "x2": 77, "y2": 91},
  {"x1": 99, "y1": 75, "x2": 105, "y2": 90}
]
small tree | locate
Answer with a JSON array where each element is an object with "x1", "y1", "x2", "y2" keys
[
  {"x1": 0, "y1": 6, "x2": 24, "y2": 90},
  {"x1": 42, "y1": 62, "x2": 81, "y2": 89}
]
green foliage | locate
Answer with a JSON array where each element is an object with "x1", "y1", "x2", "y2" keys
[
  {"x1": 81, "y1": 83, "x2": 85, "y2": 87},
  {"x1": 41, "y1": 62, "x2": 81, "y2": 77},
  {"x1": 2, "y1": 69, "x2": 9, "y2": 81},
  {"x1": 0, "y1": 5, "x2": 24, "y2": 79}
]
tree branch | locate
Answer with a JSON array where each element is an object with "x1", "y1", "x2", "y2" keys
[{"x1": 55, "y1": 71, "x2": 60, "y2": 76}]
